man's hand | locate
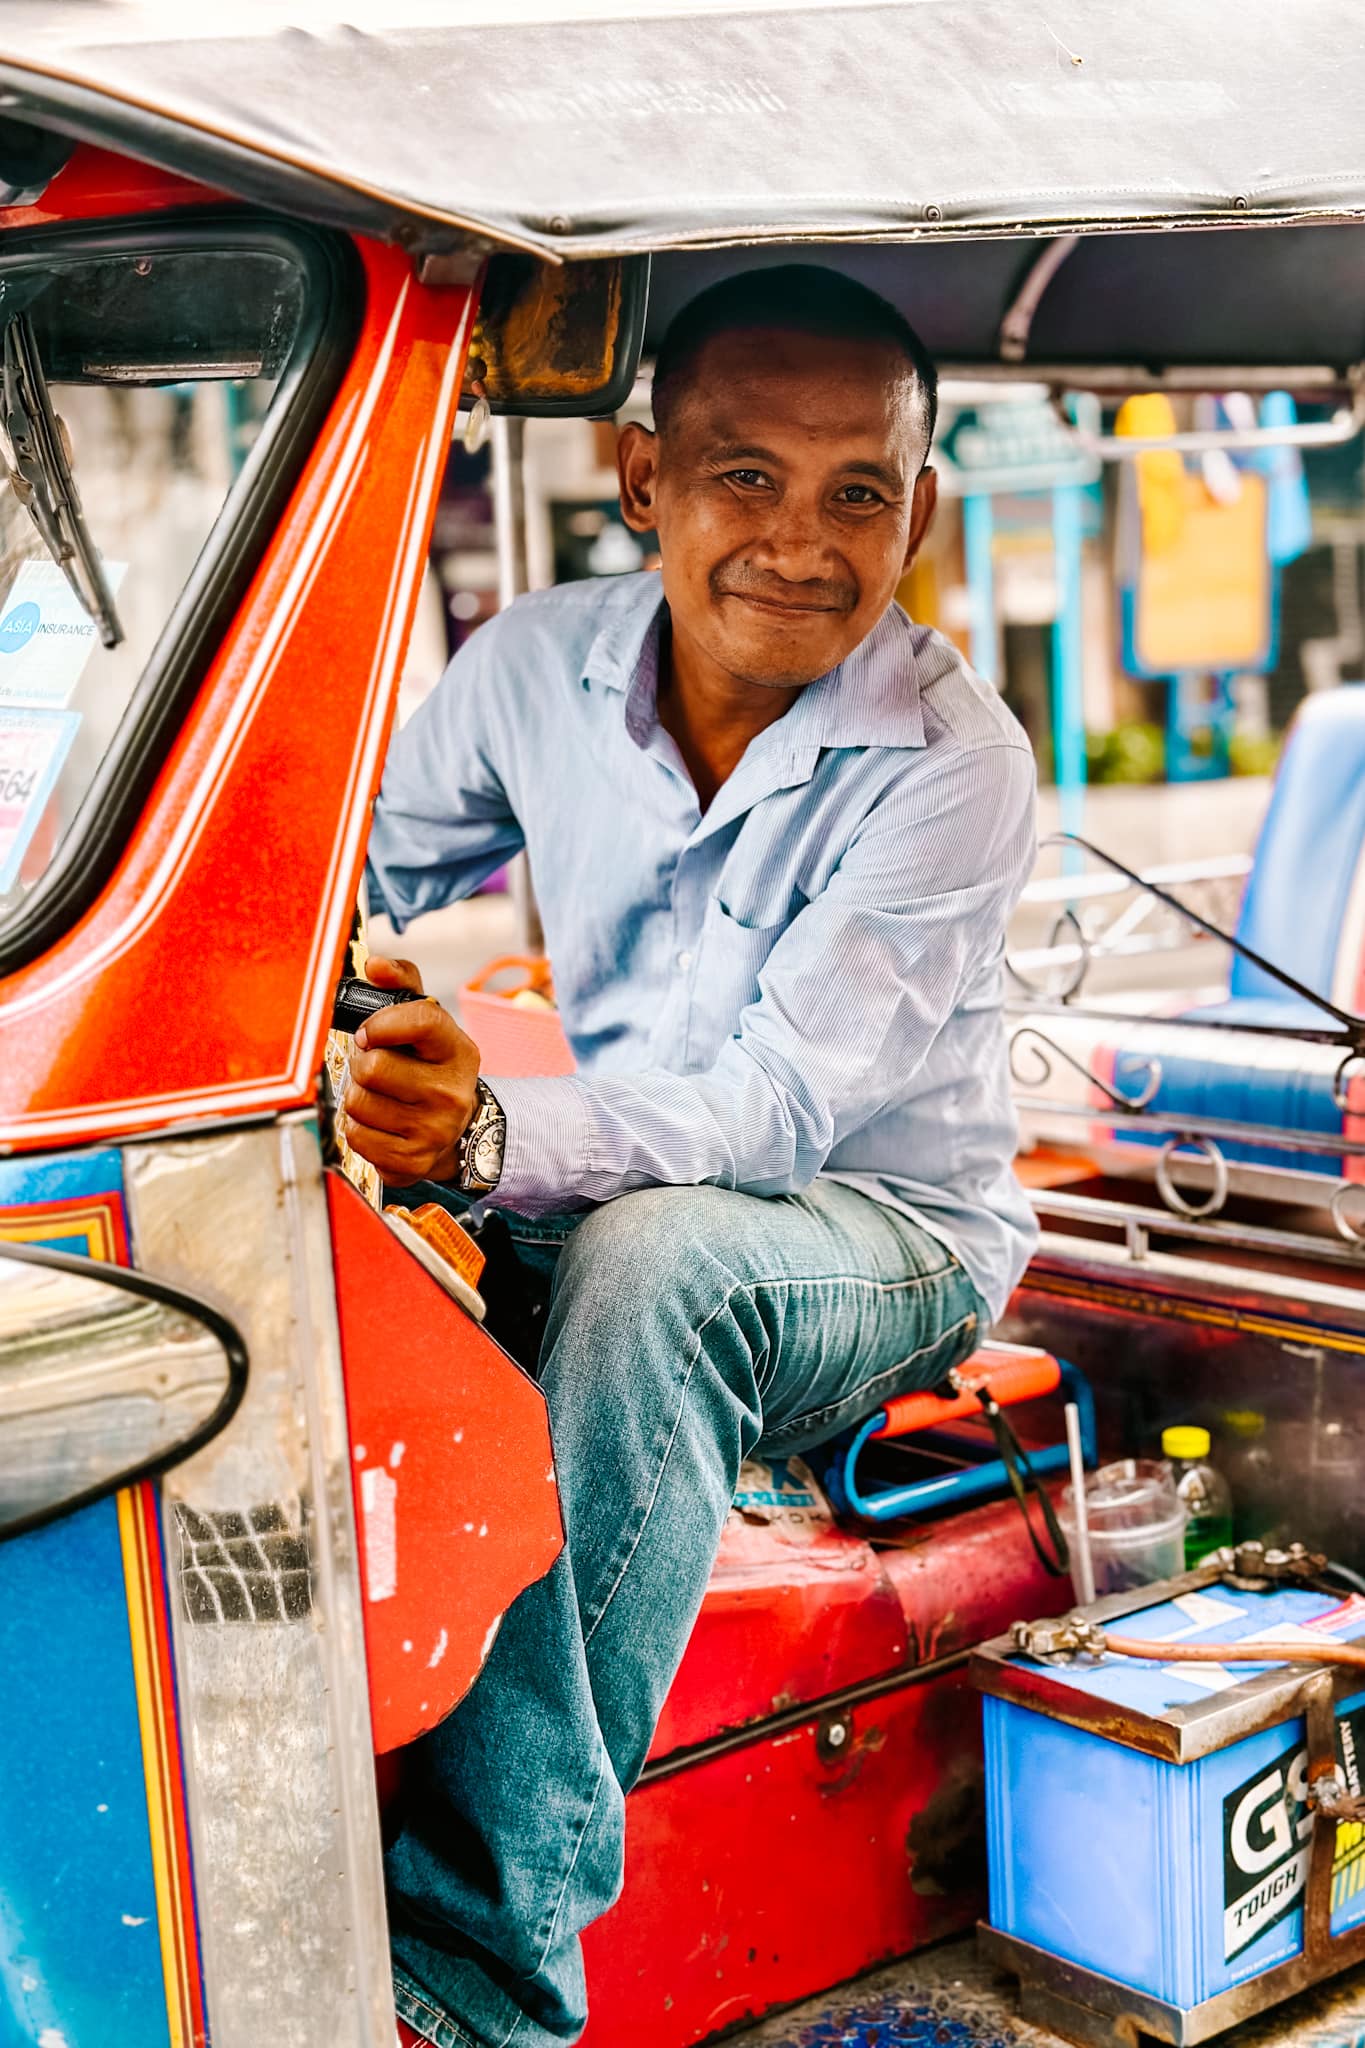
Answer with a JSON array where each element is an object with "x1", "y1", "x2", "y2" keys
[{"x1": 340, "y1": 956, "x2": 481, "y2": 1187}]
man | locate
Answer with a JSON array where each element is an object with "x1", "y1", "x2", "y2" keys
[{"x1": 352, "y1": 265, "x2": 1037, "y2": 2048}]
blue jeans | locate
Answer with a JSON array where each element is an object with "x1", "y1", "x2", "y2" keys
[{"x1": 387, "y1": 1179, "x2": 985, "y2": 2048}]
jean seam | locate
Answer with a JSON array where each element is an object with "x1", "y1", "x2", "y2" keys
[
  {"x1": 497, "y1": 1751, "x2": 611, "y2": 2047},
  {"x1": 579, "y1": 1261, "x2": 964, "y2": 1648},
  {"x1": 759, "y1": 1304, "x2": 979, "y2": 1447},
  {"x1": 396, "y1": 1976, "x2": 486, "y2": 2048},
  {"x1": 580, "y1": 1335, "x2": 707, "y2": 1649}
]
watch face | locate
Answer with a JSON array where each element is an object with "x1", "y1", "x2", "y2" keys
[{"x1": 470, "y1": 1119, "x2": 505, "y2": 1184}]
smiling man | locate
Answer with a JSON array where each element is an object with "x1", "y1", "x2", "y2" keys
[{"x1": 358, "y1": 265, "x2": 1038, "y2": 2048}]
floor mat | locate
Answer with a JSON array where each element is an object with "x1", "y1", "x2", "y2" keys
[{"x1": 740, "y1": 1935, "x2": 1365, "y2": 2048}]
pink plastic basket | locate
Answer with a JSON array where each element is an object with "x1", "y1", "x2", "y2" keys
[{"x1": 459, "y1": 955, "x2": 576, "y2": 1077}]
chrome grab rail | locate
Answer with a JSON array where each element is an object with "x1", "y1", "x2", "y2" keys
[
  {"x1": 1073, "y1": 386, "x2": 1365, "y2": 459},
  {"x1": 1030, "y1": 1184, "x2": 1365, "y2": 1272}
]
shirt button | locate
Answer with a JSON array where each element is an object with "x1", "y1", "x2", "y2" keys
[{"x1": 677, "y1": 950, "x2": 693, "y2": 971}]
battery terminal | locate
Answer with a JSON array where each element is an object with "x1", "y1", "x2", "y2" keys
[
  {"x1": 1010, "y1": 1614, "x2": 1109, "y2": 1663},
  {"x1": 1215, "y1": 1539, "x2": 1330, "y2": 1590}
]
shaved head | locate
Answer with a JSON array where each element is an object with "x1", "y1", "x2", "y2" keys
[{"x1": 651, "y1": 264, "x2": 937, "y2": 454}]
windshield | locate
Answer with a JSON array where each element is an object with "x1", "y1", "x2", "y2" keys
[{"x1": 0, "y1": 234, "x2": 308, "y2": 919}]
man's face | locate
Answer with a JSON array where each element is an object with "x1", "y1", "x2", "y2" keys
[{"x1": 618, "y1": 325, "x2": 936, "y2": 691}]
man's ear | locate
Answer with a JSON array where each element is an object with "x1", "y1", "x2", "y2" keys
[
  {"x1": 903, "y1": 464, "x2": 938, "y2": 570},
  {"x1": 617, "y1": 422, "x2": 661, "y2": 535}
]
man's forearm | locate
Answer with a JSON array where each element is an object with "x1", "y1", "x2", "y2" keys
[{"x1": 488, "y1": 1056, "x2": 828, "y2": 1216}]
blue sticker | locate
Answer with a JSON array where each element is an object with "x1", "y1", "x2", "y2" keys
[{"x1": 0, "y1": 600, "x2": 40, "y2": 655}]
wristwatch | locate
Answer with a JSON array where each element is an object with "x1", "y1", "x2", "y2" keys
[{"x1": 455, "y1": 1078, "x2": 507, "y2": 1195}]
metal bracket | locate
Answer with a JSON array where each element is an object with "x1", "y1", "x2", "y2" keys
[
  {"x1": 998, "y1": 236, "x2": 1079, "y2": 363},
  {"x1": 416, "y1": 246, "x2": 487, "y2": 288},
  {"x1": 1306, "y1": 1765, "x2": 1365, "y2": 1824}
]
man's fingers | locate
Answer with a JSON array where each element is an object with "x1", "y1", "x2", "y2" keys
[
  {"x1": 364, "y1": 955, "x2": 425, "y2": 996},
  {"x1": 341, "y1": 1081, "x2": 422, "y2": 1137},
  {"x1": 357, "y1": 996, "x2": 476, "y2": 1064},
  {"x1": 347, "y1": 1043, "x2": 436, "y2": 1105},
  {"x1": 339, "y1": 1116, "x2": 426, "y2": 1185}
]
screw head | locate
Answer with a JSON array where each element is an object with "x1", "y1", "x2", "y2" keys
[{"x1": 817, "y1": 1711, "x2": 855, "y2": 1759}]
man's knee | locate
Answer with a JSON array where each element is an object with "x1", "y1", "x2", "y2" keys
[
  {"x1": 557, "y1": 1186, "x2": 741, "y2": 1309},
  {"x1": 546, "y1": 1186, "x2": 774, "y2": 1405}
]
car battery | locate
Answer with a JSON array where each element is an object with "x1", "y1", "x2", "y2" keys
[{"x1": 972, "y1": 1566, "x2": 1365, "y2": 2044}]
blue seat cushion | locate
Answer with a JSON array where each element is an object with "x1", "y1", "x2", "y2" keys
[
  {"x1": 1231, "y1": 684, "x2": 1365, "y2": 1004},
  {"x1": 1111, "y1": 996, "x2": 1346, "y2": 1176},
  {"x1": 1098, "y1": 690, "x2": 1365, "y2": 1178}
]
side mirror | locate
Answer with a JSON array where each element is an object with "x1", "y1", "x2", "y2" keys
[
  {"x1": 464, "y1": 252, "x2": 649, "y2": 417},
  {"x1": 0, "y1": 1242, "x2": 247, "y2": 1541}
]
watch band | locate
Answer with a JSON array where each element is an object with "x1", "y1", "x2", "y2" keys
[{"x1": 455, "y1": 1079, "x2": 507, "y2": 1195}]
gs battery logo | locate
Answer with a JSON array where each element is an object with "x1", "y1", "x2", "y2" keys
[
  {"x1": 1223, "y1": 1703, "x2": 1365, "y2": 1960},
  {"x1": 1222, "y1": 1742, "x2": 1312, "y2": 1959}
]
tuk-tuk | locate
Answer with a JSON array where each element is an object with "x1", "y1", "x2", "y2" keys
[{"x1": 4, "y1": 7, "x2": 1365, "y2": 2046}]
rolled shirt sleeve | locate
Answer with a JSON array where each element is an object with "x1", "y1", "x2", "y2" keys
[{"x1": 491, "y1": 742, "x2": 1036, "y2": 1216}]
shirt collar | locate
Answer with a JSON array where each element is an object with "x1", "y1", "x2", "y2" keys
[
  {"x1": 583, "y1": 572, "x2": 927, "y2": 753},
  {"x1": 582, "y1": 574, "x2": 667, "y2": 745},
  {"x1": 779, "y1": 604, "x2": 927, "y2": 751}
]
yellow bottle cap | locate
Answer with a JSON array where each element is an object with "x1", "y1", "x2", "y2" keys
[{"x1": 1163, "y1": 1425, "x2": 1211, "y2": 1460}]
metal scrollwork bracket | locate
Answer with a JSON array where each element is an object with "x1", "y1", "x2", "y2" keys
[
  {"x1": 1009, "y1": 1025, "x2": 1162, "y2": 1113},
  {"x1": 1155, "y1": 1134, "x2": 1230, "y2": 1219}
]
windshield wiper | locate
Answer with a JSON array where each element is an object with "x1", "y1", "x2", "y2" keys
[{"x1": 0, "y1": 312, "x2": 123, "y2": 649}]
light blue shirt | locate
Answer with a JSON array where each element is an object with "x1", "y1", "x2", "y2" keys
[{"x1": 366, "y1": 572, "x2": 1038, "y2": 1320}]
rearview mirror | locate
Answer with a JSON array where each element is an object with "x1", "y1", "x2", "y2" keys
[{"x1": 0, "y1": 1242, "x2": 247, "y2": 1541}]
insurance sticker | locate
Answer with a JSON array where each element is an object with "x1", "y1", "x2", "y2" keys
[
  {"x1": 0, "y1": 557, "x2": 128, "y2": 708},
  {"x1": 0, "y1": 705, "x2": 80, "y2": 891}
]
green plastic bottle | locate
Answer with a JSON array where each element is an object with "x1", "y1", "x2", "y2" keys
[{"x1": 1162, "y1": 1426, "x2": 1234, "y2": 1566}]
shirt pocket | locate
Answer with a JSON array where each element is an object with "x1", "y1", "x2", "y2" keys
[{"x1": 686, "y1": 895, "x2": 793, "y2": 1066}]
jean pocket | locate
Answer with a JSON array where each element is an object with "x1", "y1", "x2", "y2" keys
[{"x1": 500, "y1": 1211, "x2": 580, "y2": 1250}]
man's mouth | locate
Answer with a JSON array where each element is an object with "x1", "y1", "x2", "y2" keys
[{"x1": 727, "y1": 592, "x2": 840, "y2": 617}]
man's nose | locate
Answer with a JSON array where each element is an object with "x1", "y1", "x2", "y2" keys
[{"x1": 753, "y1": 495, "x2": 837, "y2": 583}]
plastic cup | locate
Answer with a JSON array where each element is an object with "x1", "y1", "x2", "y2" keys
[{"x1": 1060, "y1": 1458, "x2": 1188, "y2": 1597}]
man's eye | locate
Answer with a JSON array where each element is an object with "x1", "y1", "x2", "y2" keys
[
  {"x1": 838, "y1": 484, "x2": 884, "y2": 506},
  {"x1": 725, "y1": 468, "x2": 771, "y2": 489}
]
